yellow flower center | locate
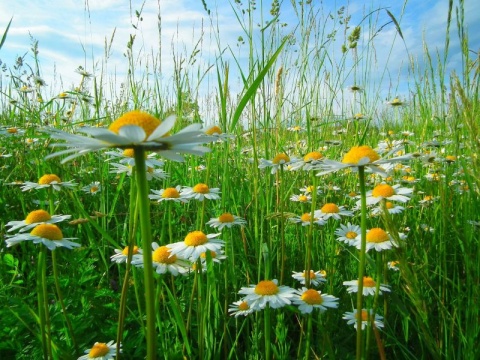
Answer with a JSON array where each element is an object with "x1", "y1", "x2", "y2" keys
[
  {"x1": 385, "y1": 201, "x2": 394, "y2": 209},
  {"x1": 356, "y1": 310, "x2": 369, "y2": 321},
  {"x1": 7, "y1": 127, "x2": 18, "y2": 134},
  {"x1": 254, "y1": 280, "x2": 279, "y2": 295},
  {"x1": 303, "y1": 151, "x2": 323, "y2": 162},
  {"x1": 25, "y1": 210, "x2": 52, "y2": 224},
  {"x1": 346, "y1": 231, "x2": 358, "y2": 239},
  {"x1": 123, "y1": 148, "x2": 135, "y2": 157},
  {"x1": 238, "y1": 301, "x2": 249, "y2": 311},
  {"x1": 153, "y1": 246, "x2": 177, "y2": 264},
  {"x1": 390, "y1": 98, "x2": 403, "y2": 106},
  {"x1": 348, "y1": 191, "x2": 357, "y2": 197},
  {"x1": 298, "y1": 195, "x2": 308, "y2": 202},
  {"x1": 272, "y1": 153, "x2": 290, "y2": 164},
  {"x1": 193, "y1": 183, "x2": 210, "y2": 194},
  {"x1": 403, "y1": 176, "x2": 415, "y2": 182},
  {"x1": 205, "y1": 125, "x2": 222, "y2": 135},
  {"x1": 366, "y1": 228, "x2": 389, "y2": 243},
  {"x1": 88, "y1": 342, "x2": 110, "y2": 357},
  {"x1": 218, "y1": 213, "x2": 235, "y2": 223},
  {"x1": 372, "y1": 184, "x2": 395, "y2": 198},
  {"x1": 108, "y1": 110, "x2": 160, "y2": 138},
  {"x1": 305, "y1": 186, "x2": 315, "y2": 193},
  {"x1": 423, "y1": 195, "x2": 433, "y2": 202},
  {"x1": 30, "y1": 224, "x2": 63, "y2": 240},
  {"x1": 445, "y1": 155, "x2": 456, "y2": 162},
  {"x1": 162, "y1": 187, "x2": 180, "y2": 198},
  {"x1": 184, "y1": 231, "x2": 208, "y2": 246},
  {"x1": 321, "y1": 203, "x2": 339, "y2": 213},
  {"x1": 200, "y1": 250, "x2": 217, "y2": 259},
  {"x1": 301, "y1": 289, "x2": 323, "y2": 305},
  {"x1": 300, "y1": 213, "x2": 312, "y2": 222},
  {"x1": 38, "y1": 174, "x2": 61, "y2": 185},
  {"x1": 90, "y1": 186, "x2": 99, "y2": 193},
  {"x1": 302, "y1": 270, "x2": 316, "y2": 279},
  {"x1": 121, "y1": 245, "x2": 139, "y2": 256},
  {"x1": 362, "y1": 276, "x2": 376, "y2": 287},
  {"x1": 342, "y1": 146, "x2": 380, "y2": 165}
]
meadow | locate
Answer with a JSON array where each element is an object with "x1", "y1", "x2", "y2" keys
[{"x1": 0, "y1": 1, "x2": 479, "y2": 359}]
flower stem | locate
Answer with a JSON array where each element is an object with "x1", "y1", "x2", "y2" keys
[
  {"x1": 264, "y1": 304, "x2": 272, "y2": 360},
  {"x1": 134, "y1": 147, "x2": 157, "y2": 359},
  {"x1": 37, "y1": 245, "x2": 49, "y2": 359},
  {"x1": 356, "y1": 165, "x2": 368, "y2": 360}
]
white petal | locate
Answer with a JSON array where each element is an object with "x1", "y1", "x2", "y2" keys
[{"x1": 147, "y1": 115, "x2": 176, "y2": 141}]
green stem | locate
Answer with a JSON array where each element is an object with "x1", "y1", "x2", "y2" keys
[
  {"x1": 134, "y1": 147, "x2": 157, "y2": 359},
  {"x1": 356, "y1": 165, "x2": 368, "y2": 360},
  {"x1": 37, "y1": 246, "x2": 49, "y2": 359},
  {"x1": 264, "y1": 304, "x2": 271, "y2": 360},
  {"x1": 304, "y1": 314, "x2": 313, "y2": 360}
]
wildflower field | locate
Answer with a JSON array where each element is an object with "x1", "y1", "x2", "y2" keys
[{"x1": 0, "y1": 1, "x2": 479, "y2": 359}]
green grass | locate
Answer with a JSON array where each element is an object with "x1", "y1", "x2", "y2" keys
[{"x1": 1, "y1": 1, "x2": 479, "y2": 359}]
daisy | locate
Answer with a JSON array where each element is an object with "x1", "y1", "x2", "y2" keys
[
  {"x1": 20, "y1": 174, "x2": 77, "y2": 191},
  {"x1": 316, "y1": 145, "x2": 412, "y2": 177},
  {"x1": 110, "y1": 245, "x2": 142, "y2": 264},
  {"x1": 5, "y1": 209, "x2": 71, "y2": 233},
  {"x1": 343, "y1": 309, "x2": 384, "y2": 330},
  {"x1": 181, "y1": 183, "x2": 221, "y2": 201},
  {"x1": 204, "y1": 125, "x2": 235, "y2": 141},
  {"x1": 132, "y1": 242, "x2": 190, "y2": 276},
  {"x1": 343, "y1": 276, "x2": 391, "y2": 296},
  {"x1": 258, "y1": 153, "x2": 297, "y2": 174},
  {"x1": 335, "y1": 223, "x2": 361, "y2": 246},
  {"x1": 362, "y1": 183, "x2": 413, "y2": 206},
  {"x1": 292, "y1": 288, "x2": 338, "y2": 314},
  {"x1": 370, "y1": 202, "x2": 405, "y2": 216},
  {"x1": 228, "y1": 300, "x2": 256, "y2": 317},
  {"x1": 105, "y1": 148, "x2": 165, "y2": 168},
  {"x1": 299, "y1": 185, "x2": 322, "y2": 196},
  {"x1": 291, "y1": 270, "x2": 326, "y2": 286},
  {"x1": 78, "y1": 340, "x2": 120, "y2": 360},
  {"x1": 206, "y1": 213, "x2": 247, "y2": 230},
  {"x1": 149, "y1": 186, "x2": 189, "y2": 203},
  {"x1": 45, "y1": 110, "x2": 216, "y2": 163},
  {"x1": 82, "y1": 181, "x2": 102, "y2": 195},
  {"x1": 167, "y1": 231, "x2": 224, "y2": 262},
  {"x1": 199, "y1": 249, "x2": 227, "y2": 265},
  {"x1": 289, "y1": 212, "x2": 326, "y2": 226},
  {"x1": 387, "y1": 97, "x2": 405, "y2": 106},
  {"x1": 355, "y1": 227, "x2": 397, "y2": 252},
  {"x1": 5, "y1": 223, "x2": 80, "y2": 251},
  {"x1": 388, "y1": 261, "x2": 400, "y2": 271},
  {"x1": 289, "y1": 151, "x2": 324, "y2": 171},
  {"x1": 315, "y1": 203, "x2": 353, "y2": 220},
  {"x1": 238, "y1": 279, "x2": 296, "y2": 310},
  {"x1": 289, "y1": 193, "x2": 312, "y2": 203}
]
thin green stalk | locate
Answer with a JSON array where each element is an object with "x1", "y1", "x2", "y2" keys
[
  {"x1": 134, "y1": 147, "x2": 157, "y2": 359},
  {"x1": 278, "y1": 165, "x2": 286, "y2": 284},
  {"x1": 196, "y1": 257, "x2": 205, "y2": 359},
  {"x1": 264, "y1": 304, "x2": 271, "y2": 360},
  {"x1": 356, "y1": 165, "x2": 368, "y2": 360},
  {"x1": 37, "y1": 245, "x2": 49, "y2": 360},
  {"x1": 304, "y1": 314, "x2": 313, "y2": 360}
]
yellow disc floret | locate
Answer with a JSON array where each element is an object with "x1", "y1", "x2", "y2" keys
[
  {"x1": 254, "y1": 280, "x2": 279, "y2": 295},
  {"x1": 300, "y1": 213, "x2": 312, "y2": 222},
  {"x1": 346, "y1": 231, "x2": 358, "y2": 239},
  {"x1": 25, "y1": 210, "x2": 51, "y2": 224},
  {"x1": 303, "y1": 151, "x2": 323, "y2": 162},
  {"x1": 342, "y1": 146, "x2": 380, "y2": 165},
  {"x1": 218, "y1": 213, "x2": 234, "y2": 223},
  {"x1": 301, "y1": 289, "x2": 323, "y2": 305},
  {"x1": 193, "y1": 183, "x2": 210, "y2": 194},
  {"x1": 30, "y1": 224, "x2": 63, "y2": 240},
  {"x1": 366, "y1": 228, "x2": 389, "y2": 243},
  {"x1": 153, "y1": 246, "x2": 177, "y2": 264},
  {"x1": 272, "y1": 153, "x2": 290, "y2": 164},
  {"x1": 162, "y1": 187, "x2": 180, "y2": 198},
  {"x1": 108, "y1": 110, "x2": 160, "y2": 138},
  {"x1": 205, "y1": 125, "x2": 222, "y2": 135},
  {"x1": 184, "y1": 231, "x2": 208, "y2": 246},
  {"x1": 88, "y1": 342, "x2": 110, "y2": 357},
  {"x1": 38, "y1": 174, "x2": 61, "y2": 185},
  {"x1": 238, "y1": 301, "x2": 250, "y2": 311},
  {"x1": 362, "y1": 276, "x2": 376, "y2": 287},
  {"x1": 356, "y1": 310, "x2": 369, "y2": 321},
  {"x1": 372, "y1": 184, "x2": 395, "y2": 198},
  {"x1": 121, "y1": 245, "x2": 139, "y2": 256},
  {"x1": 123, "y1": 149, "x2": 135, "y2": 158},
  {"x1": 321, "y1": 203, "x2": 339, "y2": 213}
]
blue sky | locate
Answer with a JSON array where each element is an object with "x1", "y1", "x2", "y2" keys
[{"x1": 0, "y1": 0, "x2": 478, "y2": 114}]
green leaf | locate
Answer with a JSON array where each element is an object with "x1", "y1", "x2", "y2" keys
[{"x1": 0, "y1": 17, "x2": 13, "y2": 51}]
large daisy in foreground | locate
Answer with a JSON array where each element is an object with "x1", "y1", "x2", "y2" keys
[
  {"x1": 45, "y1": 110, "x2": 216, "y2": 163},
  {"x1": 5, "y1": 224, "x2": 80, "y2": 251}
]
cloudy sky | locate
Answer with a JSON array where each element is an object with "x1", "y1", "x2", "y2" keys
[{"x1": 0, "y1": 0, "x2": 478, "y2": 114}]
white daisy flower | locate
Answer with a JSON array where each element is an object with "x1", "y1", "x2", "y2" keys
[
  {"x1": 362, "y1": 183, "x2": 412, "y2": 206},
  {"x1": 110, "y1": 245, "x2": 142, "y2": 264},
  {"x1": 20, "y1": 174, "x2": 77, "y2": 192},
  {"x1": 5, "y1": 224, "x2": 80, "y2": 251},
  {"x1": 289, "y1": 193, "x2": 312, "y2": 203},
  {"x1": 199, "y1": 249, "x2": 227, "y2": 265},
  {"x1": 316, "y1": 145, "x2": 412, "y2": 177},
  {"x1": 5, "y1": 209, "x2": 71, "y2": 233},
  {"x1": 258, "y1": 153, "x2": 298, "y2": 174},
  {"x1": 343, "y1": 309, "x2": 384, "y2": 330},
  {"x1": 355, "y1": 228, "x2": 397, "y2": 252},
  {"x1": 45, "y1": 110, "x2": 216, "y2": 163},
  {"x1": 315, "y1": 203, "x2": 353, "y2": 221},
  {"x1": 370, "y1": 202, "x2": 404, "y2": 216},
  {"x1": 289, "y1": 213, "x2": 326, "y2": 226},
  {"x1": 149, "y1": 186, "x2": 189, "y2": 203},
  {"x1": 343, "y1": 276, "x2": 391, "y2": 296},
  {"x1": 334, "y1": 223, "x2": 361, "y2": 246},
  {"x1": 292, "y1": 287, "x2": 338, "y2": 314},
  {"x1": 181, "y1": 183, "x2": 221, "y2": 201},
  {"x1": 204, "y1": 125, "x2": 235, "y2": 141},
  {"x1": 288, "y1": 151, "x2": 324, "y2": 171},
  {"x1": 228, "y1": 300, "x2": 256, "y2": 317},
  {"x1": 167, "y1": 231, "x2": 224, "y2": 262},
  {"x1": 388, "y1": 261, "x2": 400, "y2": 271},
  {"x1": 82, "y1": 181, "x2": 102, "y2": 195},
  {"x1": 238, "y1": 279, "x2": 296, "y2": 310},
  {"x1": 299, "y1": 185, "x2": 323, "y2": 195},
  {"x1": 291, "y1": 270, "x2": 326, "y2": 286},
  {"x1": 206, "y1": 213, "x2": 247, "y2": 230},
  {"x1": 132, "y1": 242, "x2": 190, "y2": 276},
  {"x1": 78, "y1": 340, "x2": 120, "y2": 360}
]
